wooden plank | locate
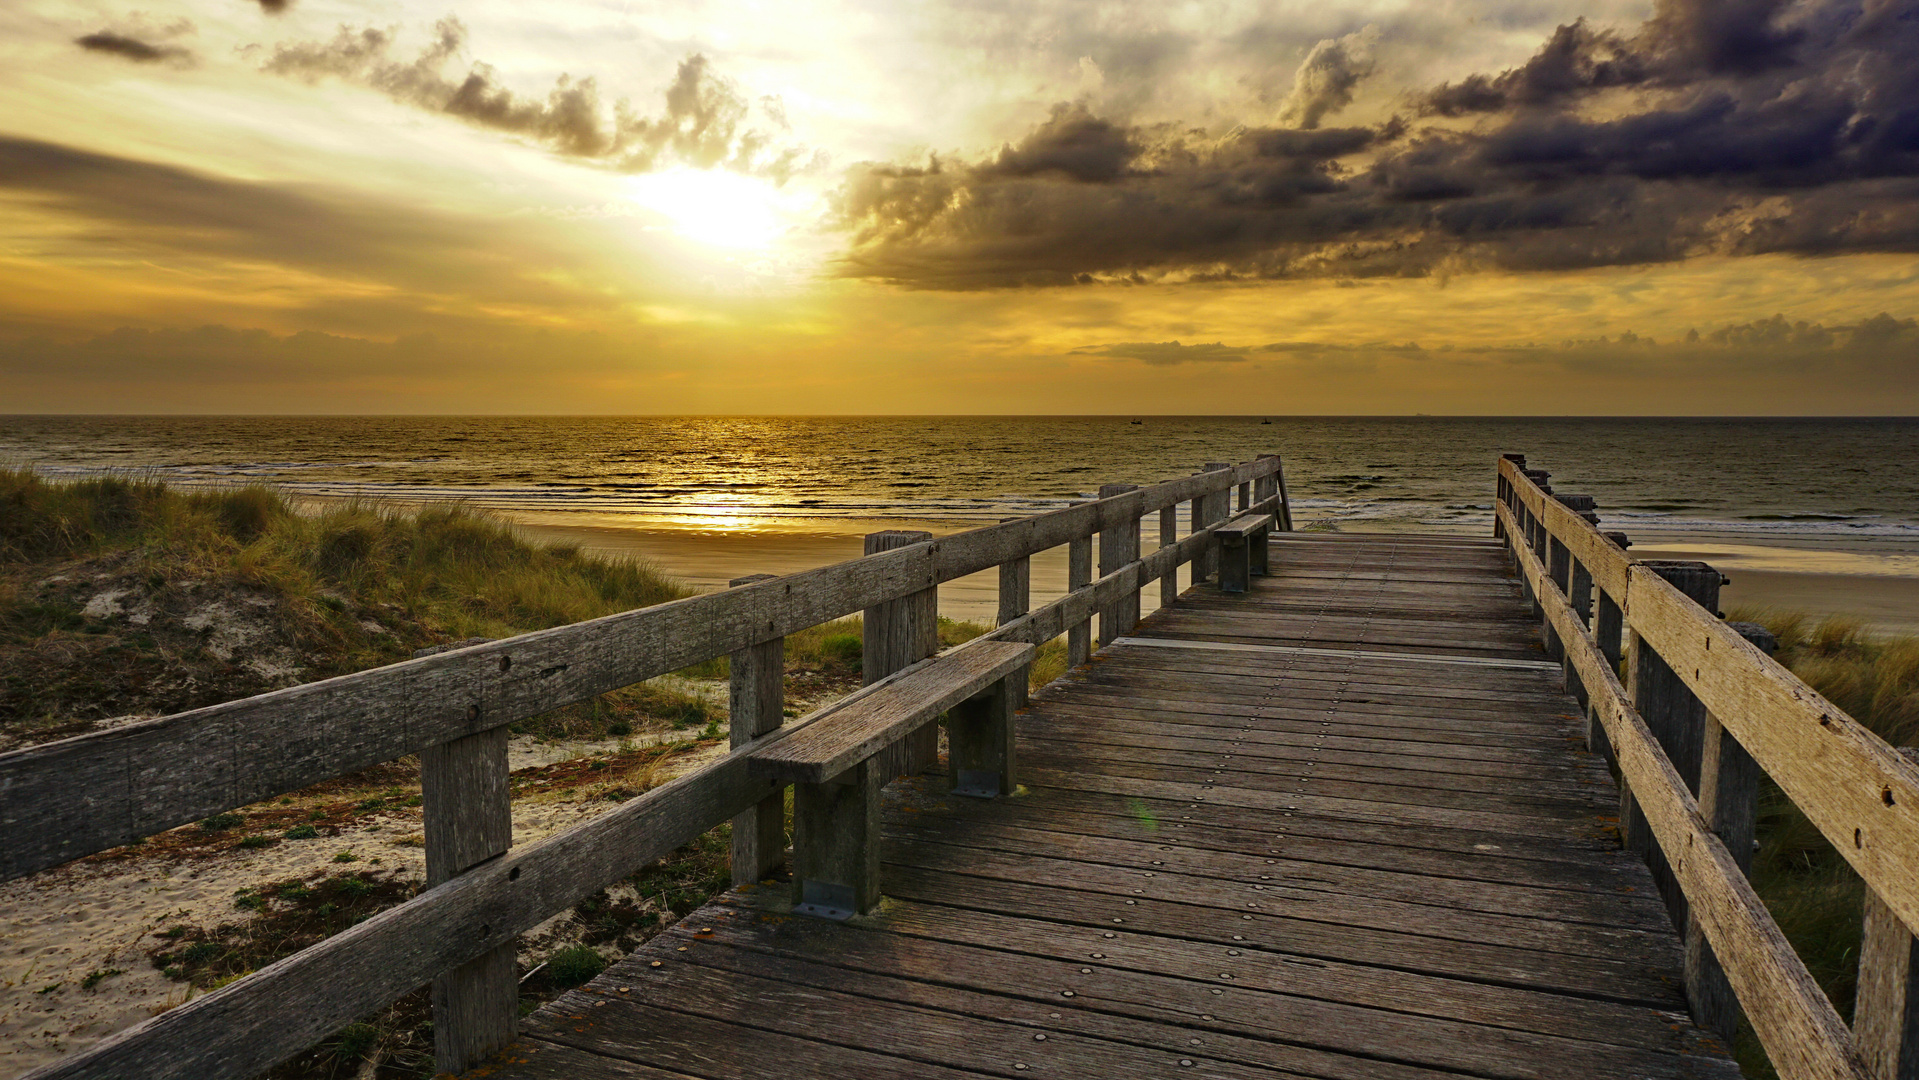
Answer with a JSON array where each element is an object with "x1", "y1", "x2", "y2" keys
[
  {"x1": 749, "y1": 641, "x2": 1034, "y2": 785},
  {"x1": 871, "y1": 860, "x2": 1677, "y2": 1004},
  {"x1": 678, "y1": 902, "x2": 1467, "y2": 1080}
]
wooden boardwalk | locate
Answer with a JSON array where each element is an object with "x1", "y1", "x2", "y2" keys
[{"x1": 478, "y1": 533, "x2": 1742, "y2": 1080}]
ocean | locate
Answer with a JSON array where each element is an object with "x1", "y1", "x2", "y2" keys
[{"x1": 5, "y1": 415, "x2": 1917, "y2": 626}]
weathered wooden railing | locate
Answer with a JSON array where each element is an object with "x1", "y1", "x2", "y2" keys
[
  {"x1": 0, "y1": 455, "x2": 1291, "y2": 1080},
  {"x1": 1498, "y1": 454, "x2": 1919, "y2": 1080}
]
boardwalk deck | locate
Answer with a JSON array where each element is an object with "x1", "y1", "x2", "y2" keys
[{"x1": 479, "y1": 533, "x2": 1742, "y2": 1080}]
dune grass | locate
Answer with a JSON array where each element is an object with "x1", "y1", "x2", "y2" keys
[
  {"x1": 1722, "y1": 608, "x2": 1919, "y2": 1076},
  {"x1": 0, "y1": 467, "x2": 683, "y2": 658}
]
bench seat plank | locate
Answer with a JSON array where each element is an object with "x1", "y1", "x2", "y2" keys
[
  {"x1": 750, "y1": 641, "x2": 1035, "y2": 785},
  {"x1": 1217, "y1": 511, "x2": 1276, "y2": 539}
]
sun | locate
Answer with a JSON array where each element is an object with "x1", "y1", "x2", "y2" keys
[{"x1": 626, "y1": 167, "x2": 786, "y2": 251}]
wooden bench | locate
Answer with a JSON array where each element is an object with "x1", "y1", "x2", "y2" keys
[
  {"x1": 748, "y1": 639, "x2": 1034, "y2": 919},
  {"x1": 1215, "y1": 510, "x2": 1275, "y2": 593}
]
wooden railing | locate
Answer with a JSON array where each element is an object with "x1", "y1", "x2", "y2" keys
[
  {"x1": 1, "y1": 455, "x2": 1291, "y2": 1080},
  {"x1": 1497, "y1": 454, "x2": 1919, "y2": 1080}
]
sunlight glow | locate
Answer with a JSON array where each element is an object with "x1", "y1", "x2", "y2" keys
[{"x1": 627, "y1": 168, "x2": 786, "y2": 250}]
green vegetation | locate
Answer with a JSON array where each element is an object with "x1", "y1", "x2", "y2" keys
[
  {"x1": 1725, "y1": 609, "x2": 1919, "y2": 1078},
  {"x1": 542, "y1": 944, "x2": 608, "y2": 988},
  {"x1": 0, "y1": 470, "x2": 708, "y2": 744}
]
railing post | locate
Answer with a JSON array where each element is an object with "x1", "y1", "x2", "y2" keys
[
  {"x1": 1621, "y1": 561, "x2": 1721, "y2": 930},
  {"x1": 728, "y1": 574, "x2": 786, "y2": 887},
  {"x1": 1098, "y1": 483, "x2": 1141, "y2": 647},
  {"x1": 1237, "y1": 477, "x2": 1251, "y2": 513},
  {"x1": 1158, "y1": 507, "x2": 1178, "y2": 610},
  {"x1": 1191, "y1": 462, "x2": 1230, "y2": 582},
  {"x1": 995, "y1": 521, "x2": 1032, "y2": 712},
  {"x1": 1495, "y1": 454, "x2": 1525, "y2": 539},
  {"x1": 864, "y1": 530, "x2": 938, "y2": 775},
  {"x1": 996, "y1": 519, "x2": 1030, "y2": 629},
  {"x1": 1068, "y1": 517, "x2": 1093, "y2": 667},
  {"x1": 421, "y1": 724, "x2": 516, "y2": 1074},
  {"x1": 1272, "y1": 453, "x2": 1295, "y2": 531},
  {"x1": 1858, "y1": 748, "x2": 1919, "y2": 1080},
  {"x1": 1684, "y1": 622, "x2": 1774, "y2": 1043},
  {"x1": 1545, "y1": 535, "x2": 1571, "y2": 660}
]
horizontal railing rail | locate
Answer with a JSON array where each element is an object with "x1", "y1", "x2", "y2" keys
[
  {"x1": 8, "y1": 453, "x2": 1291, "y2": 1080},
  {"x1": 1498, "y1": 455, "x2": 1919, "y2": 1080}
]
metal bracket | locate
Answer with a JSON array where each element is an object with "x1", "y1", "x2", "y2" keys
[
  {"x1": 795, "y1": 880, "x2": 858, "y2": 920},
  {"x1": 952, "y1": 769, "x2": 1002, "y2": 799}
]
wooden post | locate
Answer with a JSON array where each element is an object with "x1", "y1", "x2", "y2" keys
[
  {"x1": 1158, "y1": 507, "x2": 1178, "y2": 610},
  {"x1": 1067, "y1": 527, "x2": 1092, "y2": 667},
  {"x1": 1192, "y1": 463, "x2": 1230, "y2": 582},
  {"x1": 791, "y1": 758, "x2": 881, "y2": 919},
  {"x1": 1271, "y1": 454, "x2": 1295, "y2": 531},
  {"x1": 996, "y1": 519, "x2": 1030, "y2": 629},
  {"x1": 421, "y1": 725, "x2": 516, "y2": 1075},
  {"x1": 1250, "y1": 519, "x2": 1270, "y2": 578},
  {"x1": 1237, "y1": 479, "x2": 1251, "y2": 513},
  {"x1": 864, "y1": 530, "x2": 939, "y2": 776},
  {"x1": 1544, "y1": 535, "x2": 1571, "y2": 660},
  {"x1": 1859, "y1": 746, "x2": 1919, "y2": 1080},
  {"x1": 1683, "y1": 621, "x2": 1775, "y2": 1043},
  {"x1": 1189, "y1": 472, "x2": 1211, "y2": 583},
  {"x1": 1623, "y1": 560, "x2": 1721, "y2": 930},
  {"x1": 946, "y1": 666, "x2": 1025, "y2": 798},
  {"x1": 728, "y1": 574, "x2": 786, "y2": 887},
  {"x1": 1097, "y1": 483, "x2": 1140, "y2": 647},
  {"x1": 1219, "y1": 531, "x2": 1251, "y2": 593}
]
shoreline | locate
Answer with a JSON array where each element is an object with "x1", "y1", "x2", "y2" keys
[{"x1": 507, "y1": 515, "x2": 1919, "y2": 636}]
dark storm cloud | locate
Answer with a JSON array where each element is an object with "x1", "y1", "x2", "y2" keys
[
  {"x1": 257, "y1": 0, "x2": 291, "y2": 12},
  {"x1": 262, "y1": 19, "x2": 814, "y2": 179},
  {"x1": 75, "y1": 30, "x2": 193, "y2": 65},
  {"x1": 835, "y1": 0, "x2": 1919, "y2": 290}
]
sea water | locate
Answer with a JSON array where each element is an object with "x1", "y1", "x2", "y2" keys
[{"x1": 3, "y1": 415, "x2": 1913, "y2": 550}]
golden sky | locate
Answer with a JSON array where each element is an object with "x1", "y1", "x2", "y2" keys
[{"x1": 1, "y1": 0, "x2": 1916, "y2": 413}]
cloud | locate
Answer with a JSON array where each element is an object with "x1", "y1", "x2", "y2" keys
[
  {"x1": 1278, "y1": 28, "x2": 1377, "y2": 130},
  {"x1": 261, "y1": 19, "x2": 814, "y2": 180},
  {"x1": 75, "y1": 29, "x2": 193, "y2": 66},
  {"x1": 1071, "y1": 340, "x2": 1251, "y2": 364},
  {"x1": 256, "y1": 0, "x2": 291, "y2": 12},
  {"x1": 832, "y1": 0, "x2": 1919, "y2": 290},
  {"x1": 0, "y1": 135, "x2": 622, "y2": 316}
]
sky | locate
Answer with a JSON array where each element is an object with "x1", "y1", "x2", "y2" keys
[{"x1": 1, "y1": 0, "x2": 1916, "y2": 414}]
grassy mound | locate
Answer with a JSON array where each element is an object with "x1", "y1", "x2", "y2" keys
[
  {"x1": 0, "y1": 469, "x2": 691, "y2": 745},
  {"x1": 1726, "y1": 609, "x2": 1919, "y2": 1076}
]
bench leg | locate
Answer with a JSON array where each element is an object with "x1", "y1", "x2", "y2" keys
[
  {"x1": 1219, "y1": 536, "x2": 1250, "y2": 593},
  {"x1": 791, "y1": 758, "x2": 881, "y2": 919},
  {"x1": 1250, "y1": 525, "x2": 1269, "y2": 577},
  {"x1": 948, "y1": 668, "x2": 1023, "y2": 798}
]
